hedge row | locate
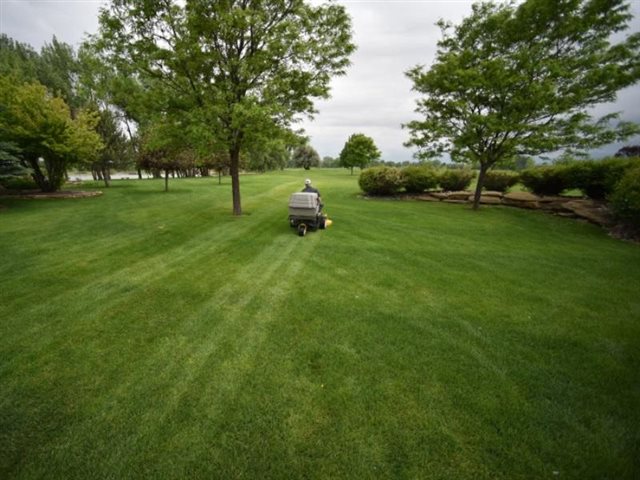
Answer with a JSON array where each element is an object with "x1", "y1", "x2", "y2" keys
[
  {"x1": 359, "y1": 167, "x2": 522, "y2": 195},
  {"x1": 518, "y1": 159, "x2": 640, "y2": 228},
  {"x1": 519, "y1": 158, "x2": 640, "y2": 198},
  {"x1": 359, "y1": 166, "x2": 476, "y2": 196},
  {"x1": 359, "y1": 158, "x2": 640, "y2": 229}
]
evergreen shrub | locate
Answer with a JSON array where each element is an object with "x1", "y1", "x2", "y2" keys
[{"x1": 0, "y1": 176, "x2": 38, "y2": 190}]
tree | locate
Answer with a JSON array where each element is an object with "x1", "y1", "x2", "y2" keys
[
  {"x1": 339, "y1": 133, "x2": 381, "y2": 175},
  {"x1": 91, "y1": 108, "x2": 133, "y2": 187},
  {"x1": 405, "y1": 0, "x2": 640, "y2": 210},
  {"x1": 0, "y1": 76, "x2": 102, "y2": 192},
  {"x1": 292, "y1": 144, "x2": 320, "y2": 170},
  {"x1": 209, "y1": 152, "x2": 231, "y2": 185},
  {"x1": 137, "y1": 119, "x2": 188, "y2": 191},
  {"x1": 248, "y1": 140, "x2": 291, "y2": 172},
  {"x1": 137, "y1": 146, "x2": 175, "y2": 192},
  {"x1": 615, "y1": 145, "x2": 640, "y2": 158},
  {"x1": 0, "y1": 35, "x2": 39, "y2": 82},
  {"x1": 38, "y1": 37, "x2": 82, "y2": 115},
  {"x1": 1, "y1": 34, "x2": 83, "y2": 115},
  {"x1": 321, "y1": 156, "x2": 339, "y2": 168},
  {"x1": 91, "y1": 0, "x2": 355, "y2": 215}
]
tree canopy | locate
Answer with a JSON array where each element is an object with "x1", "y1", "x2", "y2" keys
[
  {"x1": 91, "y1": 0, "x2": 355, "y2": 215},
  {"x1": 291, "y1": 144, "x2": 320, "y2": 170},
  {"x1": 339, "y1": 133, "x2": 381, "y2": 174},
  {"x1": 0, "y1": 76, "x2": 103, "y2": 192},
  {"x1": 615, "y1": 145, "x2": 640, "y2": 158},
  {"x1": 405, "y1": 0, "x2": 640, "y2": 209}
]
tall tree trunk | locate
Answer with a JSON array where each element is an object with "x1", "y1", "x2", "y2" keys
[
  {"x1": 102, "y1": 167, "x2": 110, "y2": 188},
  {"x1": 28, "y1": 158, "x2": 48, "y2": 191},
  {"x1": 350, "y1": 166, "x2": 353, "y2": 175},
  {"x1": 473, "y1": 163, "x2": 489, "y2": 210},
  {"x1": 43, "y1": 158, "x2": 63, "y2": 192},
  {"x1": 229, "y1": 145, "x2": 242, "y2": 216},
  {"x1": 137, "y1": 168, "x2": 142, "y2": 180},
  {"x1": 165, "y1": 169, "x2": 169, "y2": 192}
]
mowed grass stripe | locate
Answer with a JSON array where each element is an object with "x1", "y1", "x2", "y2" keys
[{"x1": 1, "y1": 169, "x2": 639, "y2": 479}]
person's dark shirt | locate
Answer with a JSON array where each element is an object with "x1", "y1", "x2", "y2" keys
[{"x1": 302, "y1": 185, "x2": 320, "y2": 196}]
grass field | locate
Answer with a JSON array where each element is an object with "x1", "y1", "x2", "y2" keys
[{"x1": 1, "y1": 169, "x2": 639, "y2": 479}]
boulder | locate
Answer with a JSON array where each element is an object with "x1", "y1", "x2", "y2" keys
[
  {"x1": 563, "y1": 200, "x2": 613, "y2": 226},
  {"x1": 447, "y1": 191, "x2": 473, "y2": 201},
  {"x1": 538, "y1": 195, "x2": 570, "y2": 204},
  {"x1": 480, "y1": 191, "x2": 504, "y2": 198},
  {"x1": 429, "y1": 192, "x2": 449, "y2": 200},
  {"x1": 538, "y1": 195, "x2": 573, "y2": 212},
  {"x1": 467, "y1": 195, "x2": 502, "y2": 205},
  {"x1": 415, "y1": 194, "x2": 440, "y2": 202},
  {"x1": 502, "y1": 191, "x2": 540, "y2": 209},
  {"x1": 503, "y1": 191, "x2": 540, "y2": 202}
]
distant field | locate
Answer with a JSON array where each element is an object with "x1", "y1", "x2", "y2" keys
[{"x1": 1, "y1": 169, "x2": 639, "y2": 479}]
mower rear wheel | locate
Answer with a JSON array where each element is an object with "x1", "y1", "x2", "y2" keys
[{"x1": 297, "y1": 224, "x2": 307, "y2": 237}]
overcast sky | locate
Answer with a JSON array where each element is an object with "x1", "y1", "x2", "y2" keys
[{"x1": 1, "y1": 0, "x2": 639, "y2": 161}]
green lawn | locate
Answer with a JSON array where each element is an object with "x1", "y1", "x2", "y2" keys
[{"x1": 1, "y1": 169, "x2": 639, "y2": 479}]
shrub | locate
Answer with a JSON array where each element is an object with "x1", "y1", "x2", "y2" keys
[
  {"x1": 610, "y1": 166, "x2": 640, "y2": 227},
  {"x1": 0, "y1": 176, "x2": 38, "y2": 191},
  {"x1": 438, "y1": 169, "x2": 475, "y2": 191},
  {"x1": 359, "y1": 166, "x2": 403, "y2": 195},
  {"x1": 566, "y1": 158, "x2": 640, "y2": 200},
  {"x1": 401, "y1": 165, "x2": 439, "y2": 193},
  {"x1": 482, "y1": 170, "x2": 520, "y2": 192},
  {"x1": 520, "y1": 165, "x2": 570, "y2": 196}
]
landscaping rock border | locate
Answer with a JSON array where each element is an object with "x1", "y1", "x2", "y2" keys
[
  {"x1": 417, "y1": 190, "x2": 614, "y2": 227},
  {"x1": 0, "y1": 190, "x2": 103, "y2": 200}
]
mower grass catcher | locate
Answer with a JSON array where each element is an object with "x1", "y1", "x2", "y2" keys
[{"x1": 288, "y1": 192, "x2": 331, "y2": 237}]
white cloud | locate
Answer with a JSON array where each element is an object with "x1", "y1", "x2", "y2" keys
[{"x1": 0, "y1": 0, "x2": 104, "y2": 49}]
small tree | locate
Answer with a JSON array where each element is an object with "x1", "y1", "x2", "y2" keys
[
  {"x1": 321, "y1": 156, "x2": 339, "y2": 168},
  {"x1": 0, "y1": 76, "x2": 102, "y2": 192},
  {"x1": 292, "y1": 145, "x2": 320, "y2": 170},
  {"x1": 339, "y1": 133, "x2": 381, "y2": 175},
  {"x1": 405, "y1": 0, "x2": 640, "y2": 210},
  {"x1": 248, "y1": 140, "x2": 291, "y2": 173},
  {"x1": 138, "y1": 147, "x2": 175, "y2": 192},
  {"x1": 91, "y1": 108, "x2": 132, "y2": 187},
  {"x1": 209, "y1": 152, "x2": 231, "y2": 185}
]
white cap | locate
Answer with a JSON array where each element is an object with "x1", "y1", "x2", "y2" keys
[{"x1": 305, "y1": 179, "x2": 311, "y2": 185}]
